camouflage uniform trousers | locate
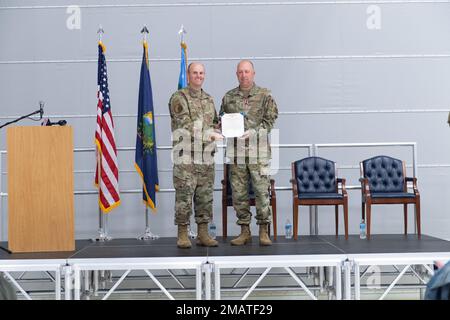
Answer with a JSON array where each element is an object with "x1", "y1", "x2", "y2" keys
[
  {"x1": 173, "y1": 163, "x2": 215, "y2": 225},
  {"x1": 230, "y1": 161, "x2": 272, "y2": 226}
]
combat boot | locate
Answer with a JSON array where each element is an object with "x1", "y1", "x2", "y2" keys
[
  {"x1": 259, "y1": 224, "x2": 272, "y2": 246},
  {"x1": 196, "y1": 223, "x2": 218, "y2": 247},
  {"x1": 230, "y1": 225, "x2": 252, "y2": 246},
  {"x1": 177, "y1": 225, "x2": 192, "y2": 249}
]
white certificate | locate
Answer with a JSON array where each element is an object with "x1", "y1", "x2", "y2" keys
[{"x1": 221, "y1": 113, "x2": 244, "y2": 138}]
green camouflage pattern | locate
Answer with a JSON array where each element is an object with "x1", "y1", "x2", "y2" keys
[
  {"x1": 220, "y1": 84, "x2": 278, "y2": 162},
  {"x1": 229, "y1": 163, "x2": 271, "y2": 225},
  {"x1": 173, "y1": 163, "x2": 215, "y2": 225},
  {"x1": 169, "y1": 87, "x2": 218, "y2": 225},
  {"x1": 220, "y1": 84, "x2": 278, "y2": 132},
  {"x1": 220, "y1": 84, "x2": 278, "y2": 225},
  {"x1": 169, "y1": 87, "x2": 218, "y2": 163}
]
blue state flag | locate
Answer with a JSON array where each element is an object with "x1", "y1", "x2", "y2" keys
[
  {"x1": 135, "y1": 41, "x2": 159, "y2": 210},
  {"x1": 178, "y1": 41, "x2": 188, "y2": 89}
]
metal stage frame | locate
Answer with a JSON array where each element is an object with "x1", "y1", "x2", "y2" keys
[
  {"x1": 348, "y1": 252, "x2": 450, "y2": 300},
  {"x1": 0, "y1": 259, "x2": 65, "y2": 300},
  {"x1": 207, "y1": 254, "x2": 345, "y2": 300},
  {"x1": 68, "y1": 257, "x2": 204, "y2": 300},
  {"x1": 2, "y1": 236, "x2": 450, "y2": 300}
]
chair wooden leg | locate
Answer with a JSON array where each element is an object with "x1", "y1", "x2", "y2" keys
[
  {"x1": 366, "y1": 201, "x2": 372, "y2": 240},
  {"x1": 335, "y1": 205, "x2": 339, "y2": 237},
  {"x1": 293, "y1": 203, "x2": 299, "y2": 240},
  {"x1": 222, "y1": 202, "x2": 227, "y2": 239},
  {"x1": 343, "y1": 200, "x2": 349, "y2": 240},
  {"x1": 416, "y1": 198, "x2": 421, "y2": 239},
  {"x1": 272, "y1": 199, "x2": 277, "y2": 241},
  {"x1": 403, "y1": 204, "x2": 408, "y2": 235}
]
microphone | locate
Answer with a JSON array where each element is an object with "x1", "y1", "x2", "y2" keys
[
  {"x1": 55, "y1": 120, "x2": 67, "y2": 126},
  {"x1": 41, "y1": 118, "x2": 50, "y2": 126},
  {"x1": 41, "y1": 118, "x2": 67, "y2": 126},
  {"x1": 39, "y1": 101, "x2": 44, "y2": 120}
]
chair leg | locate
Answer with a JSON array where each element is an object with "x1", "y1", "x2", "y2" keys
[
  {"x1": 293, "y1": 203, "x2": 299, "y2": 240},
  {"x1": 416, "y1": 198, "x2": 421, "y2": 239},
  {"x1": 366, "y1": 201, "x2": 372, "y2": 240},
  {"x1": 335, "y1": 205, "x2": 339, "y2": 237},
  {"x1": 403, "y1": 204, "x2": 408, "y2": 235},
  {"x1": 222, "y1": 203, "x2": 227, "y2": 239},
  {"x1": 343, "y1": 200, "x2": 349, "y2": 240},
  {"x1": 362, "y1": 201, "x2": 365, "y2": 220},
  {"x1": 272, "y1": 200, "x2": 277, "y2": 241}
]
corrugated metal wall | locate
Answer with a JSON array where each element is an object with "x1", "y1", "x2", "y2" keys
[{"x1": 1, "y1": 1, "x2": 450, "y2": 240}]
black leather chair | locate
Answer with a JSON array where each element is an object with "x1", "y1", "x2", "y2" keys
[
  {"x1": 290, "y1": 157, "x2": 348, "y2": 240},
  {"x1": 221, "y1": 164, "x2": 277, "y2": 240},
  {"x1": 360, "y1": 155, "x2": 421, "y2": 239}
]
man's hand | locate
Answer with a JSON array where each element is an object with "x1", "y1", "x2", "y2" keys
[
  {"x1": 238, "y1": 129, "x2": 256, "y2": 140},
  {"x1": 239, "y1": 130, "x2": 250, "y2": 140},
  {"x1": 209, "y1": 132, "x2": 224, "y2": 141}
]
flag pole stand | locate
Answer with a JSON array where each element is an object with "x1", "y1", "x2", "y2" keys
[
  {"x1": 92, "y1": 208, "x2": 112, "y2": 242},
  {"x1": 137, "y1": 207, "x2": 159, "y2": 240},
  {"x1": 92, "y1": 145, "x2": 112, "y2": 242}
]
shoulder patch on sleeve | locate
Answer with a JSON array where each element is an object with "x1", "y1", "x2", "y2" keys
[{"x1": 172, "y1": 101, "x2": 184, "y2": 114}]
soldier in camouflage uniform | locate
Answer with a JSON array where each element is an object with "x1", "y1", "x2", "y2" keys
[
  {"x1": 220, "y1": 60, "x2": 278, "y2": 246},
  {"x1": 169, "y1": 62, "x2": 223, "y2": 249}
]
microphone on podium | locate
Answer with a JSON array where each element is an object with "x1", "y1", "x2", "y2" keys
[
  {"x1": 41, "y1": 118, "x2": 67, "y2": 126},
  {"x1": 39, "y1": 101, "x2": 44, "y2": 120}
]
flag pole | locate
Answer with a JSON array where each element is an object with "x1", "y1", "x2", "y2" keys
[
  {"x1": 92, "y1": 25, "x2": 112, "y2": 242},
  {"x1": 178, "y1": 24, "x2": 187, "y2": 81},
  {"x1": 178, "y1": 24, "x2": 186, "y2": 44},
  {"x1": 137, "y1": 25, "x2": 159, "y2": 241}
]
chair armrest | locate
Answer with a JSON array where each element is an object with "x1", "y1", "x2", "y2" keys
[
  {"x1": 406, "y1": 177, "x2": 419, "y2": 195},
  {"x1": 359, "y1": 177, "x2": 371, "y2": 197},
  {"x1": 337, "y1": 178, "x2": 347, "y2": 195},
  {"x1": 290, "y1": 178, "x2": 298, "y2": 198}
]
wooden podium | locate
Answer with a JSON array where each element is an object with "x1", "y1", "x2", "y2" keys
[{"x1": 7, "y1": 126, "x2": 75, "y2": 252}]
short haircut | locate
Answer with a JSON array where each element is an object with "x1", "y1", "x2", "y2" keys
[
  {"x1": 187, "y1": 62, "x2": 204, "y2": 73},
  {"x1": 237, "y1": 60, "x2": 254, "y2": 71}
]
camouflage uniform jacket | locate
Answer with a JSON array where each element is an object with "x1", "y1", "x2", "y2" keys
[
  {"x1": 220, "y1": 84, "x2": 278, "y2": 161},
  {"x1": 169, "y1": 87, "x2": 218, "y2": 161}
]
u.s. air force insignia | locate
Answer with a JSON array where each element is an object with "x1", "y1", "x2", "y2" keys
[{"x1": 173, "y1": 102, "x2": 183, "y2": 114}]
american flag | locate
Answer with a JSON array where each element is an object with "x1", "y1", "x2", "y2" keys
[{"x1": 95, "y1": 41, "x2": 120, "y2": 212}]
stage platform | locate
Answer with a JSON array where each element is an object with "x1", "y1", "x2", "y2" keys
[{"x1": 1, "y1": 234, "x2": 450, "y2": 300}]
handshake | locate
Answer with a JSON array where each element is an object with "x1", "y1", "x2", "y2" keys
[
  {"x1": 207, "y1": 129, "x2": 254, "y2": 141},
  {"x1": 207, "y1": 130, "x2": 254, "y2": 141}
]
